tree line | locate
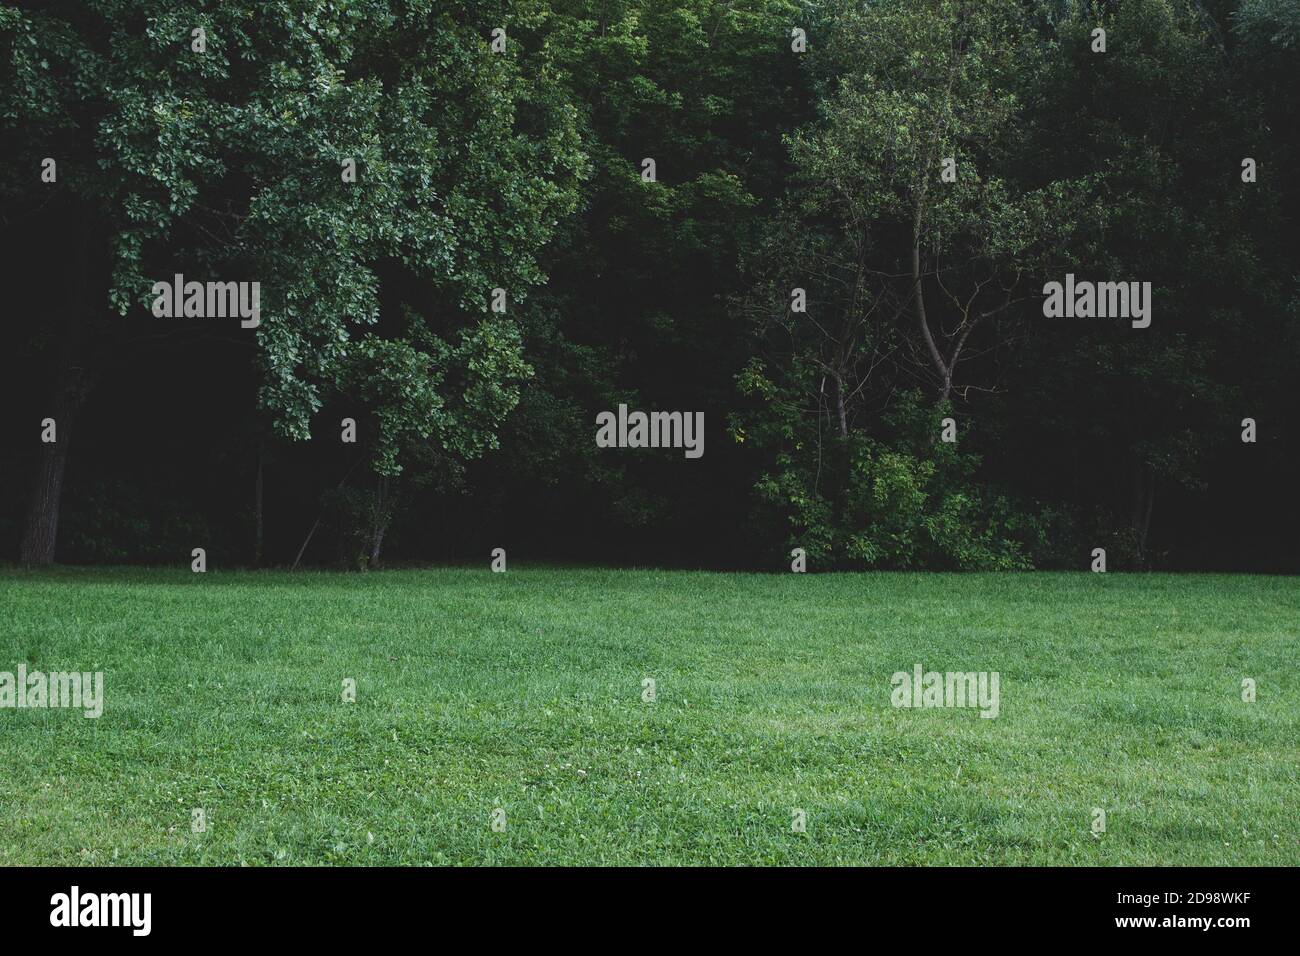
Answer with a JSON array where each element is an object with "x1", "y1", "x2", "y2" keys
[{"x1": 2, "y1": 0, "x2": 1296, "y2": 572}]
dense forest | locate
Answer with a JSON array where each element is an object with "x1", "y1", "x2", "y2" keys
[{"x1": 2, "y1": 0, "x2": 1296, "y2": 572}]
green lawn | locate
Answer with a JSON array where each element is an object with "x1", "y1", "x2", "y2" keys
[{"x1": 0, "y1": 567, "x2": 1295, "y2": 865}]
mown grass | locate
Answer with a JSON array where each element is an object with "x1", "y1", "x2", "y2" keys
[{"x1": 0, "y1": 567, "x2": 1295, "y2": 865}]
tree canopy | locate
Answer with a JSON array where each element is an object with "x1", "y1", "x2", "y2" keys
[{"x1": 2, "y1": 0, "x2": 1295, "y2": 571}]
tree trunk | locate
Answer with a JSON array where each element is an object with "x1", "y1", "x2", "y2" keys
[
  {"x1": 19, "y1": 219, "x2": 93, "y2": 567},
  {"x1": 18, "y1": 366, "x2": 89, "y2": 566},
  {"x1": 253, "y1": 439, "x2": 264, "y2": 567},
  {"x1": 1141, "y1": 479, "x2": 1155, "y2": 561},
  {"x1": 1128, "y1": 460, "x2": 1158, "y2": 567},
  {"x1": 834, "y1": 372, "x2": 849, "y2": 438},
  {"x1": 912, "y1": 236, "x2": 950, "y2": 403},
  {"x1": 368, "y1": 475, "x2": 390, "y2": 569},
  {"x1": 1132, "y1": 464, "x2": 1155, "y2": 566}
]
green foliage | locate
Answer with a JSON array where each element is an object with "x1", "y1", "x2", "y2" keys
[
  {"x1": 3, "y1": 0, "x2": 1297, "y2": 570},
  {"x1": 747, "y1": 390, "x2": 1039, "y2": 570},
  {"x1": 1234, "y1": 0, "x2": 1300, "y2": 47},
  {"x1": 496, "y1": 0, "x2": 809, "y2": 526},
  {"x1": 728, "y1": 0, "x2": 1294, "y2": 570},
  {"x1": 2, "y1": 0, "x2": 584, "y2": 477},
  {"x1": 734, "y1": 0, "x2": 1079, "y2": 569},
  {"x1": 59, "y1": 481, "x2": 212, "y2": 564}
]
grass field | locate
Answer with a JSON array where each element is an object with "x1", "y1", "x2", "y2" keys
[{"x1": 0, "y1": 567, "x2": 1295, "y2": 865}]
